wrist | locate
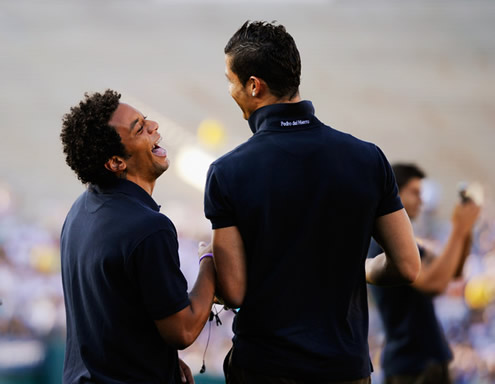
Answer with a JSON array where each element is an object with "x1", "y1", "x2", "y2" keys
[
  {"x1": 199, "y1": 253, "x2": 213, "y2": 265},
  {"x1": 451, "y1": 224, "x2": 470, "y2": 238}
]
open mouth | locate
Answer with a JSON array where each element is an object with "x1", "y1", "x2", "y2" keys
[{"x1": 151, "y1": 137, "x2": 167, "y2": 157}]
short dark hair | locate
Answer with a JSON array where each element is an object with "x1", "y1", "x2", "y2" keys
[
  {"x1": 392, "y1": 163, "x2": 426, "y2": 190},
  {"x1": 225, "y1": 20, "x2": 301, "y2": 100},
  {"x1": 61, "y1": 90, "x2": 128, "y2": 187}
]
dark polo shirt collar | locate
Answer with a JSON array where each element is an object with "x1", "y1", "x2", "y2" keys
[
  {"x1": 89, "y1": 179, "x2": 160, "y2": 212},
  {"x1": 248, "y1": 100, "x2": 318, "y2": 134}
]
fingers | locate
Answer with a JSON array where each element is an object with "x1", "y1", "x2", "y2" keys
[
  {"x1": 452, "y1": 201, "x2": 481, "y2": 234},
  {"x1": 179, "y1": 365, "x2": 186, "y2": 383},
  {"x1": 198, "y1": 241, "x2": 213, "y2": 256},
  {"x1": 184, "y1": 365, "x2": 194, "y2": 384},
  {"x1": 462, "y1": 201, "x2": 481, "y2": 221},
  {"x1": 178, "y1": 358, "x2": 194, "y2": 383},
  {"x1": 213, "y1": 295, "x2": 225, "y2": 305}
]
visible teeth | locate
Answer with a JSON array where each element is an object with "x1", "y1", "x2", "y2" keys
[{"x1": 152, "y1": 136, "x2": 162, "y2": 151}]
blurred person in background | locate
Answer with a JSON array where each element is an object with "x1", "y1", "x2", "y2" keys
[
  {"x1": 204, "y1": 21, "x2": 421, "y2": 384},
  {"x1": 60, "y1": 90, "x2": 216, "y2": 384},
  {"x1": 368, "y1": 163, "x2": 480, "y2": 384}
]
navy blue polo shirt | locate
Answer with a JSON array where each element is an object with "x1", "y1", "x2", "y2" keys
[
  {"x1": 204, "y1": 101, "x2": 403, "y2": 381},
  {"x1": 61, "y1": 179, "x2": 190, "y2": 384},
  {"x1": 367, "y1": 239, "x2": 452, "y2": 376}
]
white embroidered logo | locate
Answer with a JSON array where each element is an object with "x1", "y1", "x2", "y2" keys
[{"x1": 280, "y1": 120, "x2": 310, "y2": 127}]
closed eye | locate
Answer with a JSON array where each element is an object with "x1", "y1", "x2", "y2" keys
[{"x1": 136, "y1": 116, "x2": 148, "y2": 134}]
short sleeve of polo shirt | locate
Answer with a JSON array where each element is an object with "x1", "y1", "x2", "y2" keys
[
  {"x1": 204, "y1": 164, "x2": 236, "y2": 229},
  {"x1": 131, "y1": 229, "x2": 190, "y2": 320},
  {"x1": 375, "y1": 145, "x2": 403, "y2": 217}
]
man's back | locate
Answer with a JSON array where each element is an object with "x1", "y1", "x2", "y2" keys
[{"x1": 205, "y1": 101, "x2": 403, "y2": 381}]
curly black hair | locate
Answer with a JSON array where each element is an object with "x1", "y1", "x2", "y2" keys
[
  {"x1": 61, "y1": 90, "x2": 128, "y2": 187},
  {"x1": 225, "y1": 21, "x2": 301, "y2": 100}
]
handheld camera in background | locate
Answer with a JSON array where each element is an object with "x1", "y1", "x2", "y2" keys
[{"x1": 458, "y1": 181, "x2": 484, "y2": 206}]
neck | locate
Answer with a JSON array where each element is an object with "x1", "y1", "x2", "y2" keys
[
  {"x1": 253, "y1": 92, "x2": 301, "y2": 117},
  {"x1": 124, "y1": 175, "x2": 155, "y2": 196},
  {"x1": 265, "y1": 92, "x2": 301, "y2": 107}
]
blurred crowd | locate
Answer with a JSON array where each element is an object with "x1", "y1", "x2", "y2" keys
[
  {"x1": 0, "y1": 179, "x2": 495, "y2": 383},
  {"x1": 370, "y1": 190, "x2": 495, "y2": 384},
  {"x1": 0, "y1": 182, "x2": 65, "y2": 376}
]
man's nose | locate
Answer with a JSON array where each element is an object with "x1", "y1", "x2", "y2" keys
[{"x1": 147, "y1": 120, "x2": 159, "y2": 133}]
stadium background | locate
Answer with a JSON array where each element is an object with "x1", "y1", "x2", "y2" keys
[{"x1": 0, "y1": 1, "x2": 494, "y2": 382}]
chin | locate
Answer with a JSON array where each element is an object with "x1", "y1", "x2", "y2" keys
[
  {"x1": 238, "y1": 105, "x2": 250, "y2": 120},
  {"x1": 409, "y1": 211, "x2": 420, "y2": 220},
  {"x1": 154, "y1": 163, "x2": 169, "y2": 178}
]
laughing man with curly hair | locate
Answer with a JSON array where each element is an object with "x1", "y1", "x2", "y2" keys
[{"x1": 60, "y1": 90, "x2": 215, "y2": 384}]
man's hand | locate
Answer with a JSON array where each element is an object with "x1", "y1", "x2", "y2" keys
[
  {"x1": 412, "y1": 201, "x2": 481, "y2": 294},
  {"x1": 179, "y1": 358, "x2": 194, "y2": 383},
  {"x1": 452, "y1": 201, "x2": 480, "y2": 237},
  {"x1": 198, "y1": 241, "x2": 213, "y2": 261},
  {"x1": 451, "y1": 200, "x2": 480, "y2": 277}
]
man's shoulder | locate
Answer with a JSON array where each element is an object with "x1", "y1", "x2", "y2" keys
[
  {"x1": 210, "y1": 139, "x2": 254, "y2": 169},
  {"x1": 119, "y1": 198, "x2": 174, "y2": 231},
  {"x1": 87, "y1": 188, "x2": 175, "y2": 233},
  {"x1": 324, "y1": 126, "x2": 377, "y2": 150}
]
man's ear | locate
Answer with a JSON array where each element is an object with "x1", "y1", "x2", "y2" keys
[
  {"x1": 249, "y1": 76, "x2": 266, "y2": 98},
  {"x1": 104, "y1": 156, "x2": 127, "y2": 174}
]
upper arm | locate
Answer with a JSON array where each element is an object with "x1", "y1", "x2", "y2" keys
[
  {"x1": 373, "y1": 208, "x2": 421, "y2": 283},
  {"x1": 411, "y1": 252, "x2": 439, "y2": 296},
  {"x1": 131, "y1": 229, "x2": 190, "y2": 320},
  {"x1": 131, "y1": 229, "x2": 194, "y2": 349},
  {"x1": 204, "y1": 163, "x2": 246, "y2": 306},
  {"x1": 212, "y1": 226, "x2": 247, "y2": 308}
]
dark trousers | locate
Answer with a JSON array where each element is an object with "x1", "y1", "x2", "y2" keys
[
  {"x1": 224, "y1": 348, "x2": 371, "y2": 384},
  {"x1": 385, "y1": 363, "x2": 451, "y2": 384}
]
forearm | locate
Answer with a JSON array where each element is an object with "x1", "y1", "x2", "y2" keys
[
  {"x1": 454, "y1": 233, "x2": 472, "y2": 278},
  {"x1": 414, "y1": 228, "x2": 470, "y2": 294},
  {"x1": 155, "y1": 257, "x2": 216, "y2": 349},
  {"x1": 366, "y1": 252, "x2": 416, "y2": 286},
  {"x1": 214, "y1": 261, "x2": 245, "y2": 309},
  {"x1": 185, "y1": 258, "x2": 216, "y2": 338},
  {"x1": 212, "y1": 227, "x2": 247, "y2": 308}
]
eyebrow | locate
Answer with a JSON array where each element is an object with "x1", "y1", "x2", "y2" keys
[
  {"x1": 129, "y1": 118, "x2": 140, "y2": 132},
  {"x1": 129, "y1": 115, "x2": 147, "y2": 132}
]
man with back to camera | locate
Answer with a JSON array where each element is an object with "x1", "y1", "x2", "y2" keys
[
  {"x1": 60, "y1": 90, "x2": 216, "y2": 383},
  {"x1": 203, "y1": 21, "x2": 422, "y2": 384},
  {"x1": 368, "y1": 163, "x2": 480, "y2": 384}
]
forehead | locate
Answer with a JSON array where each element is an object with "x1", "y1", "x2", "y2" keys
[
  {"x1": 108, "y1": 103, "x2": 142, "y2": 128},
  {"x1": 224, "y1": 55, "x2": 235, "y2": 76},
  {"x1": 402, "y1": 177, "x2": 422, "y2": 192}
]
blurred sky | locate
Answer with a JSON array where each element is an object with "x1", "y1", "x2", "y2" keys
[{"x1": 1, "y1": 0, "x2": 494, "y2": 236}]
